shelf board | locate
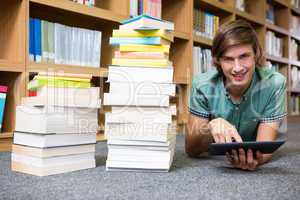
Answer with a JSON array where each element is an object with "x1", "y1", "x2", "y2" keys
[
  {"x1": 235, "y1": 10, "x2": 265, "y2": 26},
  {"x1": 30, "y1": 0, "x2": 128, "y2": 23},
  {"x1": 193, "y1": 34, "x2": 213, "y2": 47},
  {"x1": 290, "y1": 33, "x2": 300, "y2": 42},
  {"x1": 174, "y1": 77, "x2": 189, "y2": 85},
  {"x1": 266, "y1": 55, "x2": 289, "y2": 64},
  {"x1": 174, "y1": 31, "x2": 190, "y2": 40},
  {"x1": 291, "y1": 6, "x2": 300, "y2": 15},
  {"x1": 28, "y1": 62, "x2": 108, "y2": 77},
  {"x1": 266, "y1": 22, "x2": 289, "y2": 36},
  {"x1": 0, "y1": 132, "x2": 14, "y2": 139},
  {"x1": 195, "y1": 0, "x2": 234, "y2": 14},
  {"x1": 0, "y1": 60, "x2": 25, "y2": 73},
  {"x1": 273, "y1": 0, "x2": 289, "y2": 7},
  {"x1": 290, "y1": 60, "x2": 300, "y2": 67},
  {"x1": 96, "y1": 133, "x2": 106, "y2": 142}
]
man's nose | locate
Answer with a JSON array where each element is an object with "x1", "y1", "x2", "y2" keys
[{"x1": 233, "y1": 58, "x2": 243, "y2": 72}]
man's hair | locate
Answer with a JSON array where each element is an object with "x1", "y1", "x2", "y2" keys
[{"x1": 212, "y1": 19, "x2": 265, "y2": 70}]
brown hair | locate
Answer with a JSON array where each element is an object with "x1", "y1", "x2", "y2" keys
[{"x1": 212, "y1": 19, "x2": 265, "y2": 71}]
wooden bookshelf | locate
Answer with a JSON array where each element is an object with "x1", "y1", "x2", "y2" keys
[{"x1": 2, "y1": 0, "x2": 300, "y2": 151}]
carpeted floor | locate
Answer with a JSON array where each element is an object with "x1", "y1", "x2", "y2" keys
[{"x1": 0, "y1": 123, "x2": 299, "y2": 200}]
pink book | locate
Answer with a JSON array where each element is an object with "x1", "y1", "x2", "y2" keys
[
  {"x1": 0, "y1": 86, "x2": 8, "y2": 93},
  {"x1": 114, "y1": 51, "x2": 168, "y2": 59}
]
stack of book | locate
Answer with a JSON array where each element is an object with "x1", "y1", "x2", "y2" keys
[
  {"x1": 11, "y1": 72, "x2": 101, "y2": 176},
  {"x1": 104, "y1": 15, "x2": 177, "y2": 172},
  {"x1": 0, "y1": 85, "x2": 8, "y2": 132}
]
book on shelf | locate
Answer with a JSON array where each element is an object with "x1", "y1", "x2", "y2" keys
[
  {"x1": 69, "y1": 0, "x2": 95, "y2": 6},
  {"x1": 112, "y1": 29, "x2": 173, "y2": 42},
  {"x1": 265, "y1": 31, "x2": 283, "y2": 57},
  {"x1": 266, "y1": 0, "x2": 275, "y2": 24},
  {"x1": 137, "y1": 0, "x2": 162, "y2": 19},
  {"x1": 290, "y1": 15, "x2": 300, "y2": 36},
  {"x1": 29, "y1": 18, "x2": 101, "y2": 67},
  {"x1": 290, "y1": 39, "x2": 300, "y2": 61},
  {"x1": 193, "y1": 9, "x2": 219, "y2": 39},
  {"x1": 0, "y1": 85, "x2": 8, "y2": 132},
  {"x1": 193, "y1": 47, "x2": 213, "y2": 75},
  {"x1": 236, "y1": 0, "x2": 246, "y2": 12},
  {"x1": 120, "y1": 14, "x2": 174, "y2": 31}
]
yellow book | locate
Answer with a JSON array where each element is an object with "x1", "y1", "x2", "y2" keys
[
  {"x1": 112, "y1": 58, "x2": 172, "y2": 67},
  {"x1": 119, "y1": 44, "x2": 170, "y2": 53},
  {"x1": 112, "y1": 29, "x2": 174, "y2": 42},
  {"x1": 34, "y1": 75, "x2": 91, "y2": 82}
]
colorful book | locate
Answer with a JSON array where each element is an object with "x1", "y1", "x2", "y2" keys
[
  {"x1": 119, "y1": 44, "x2": 170, "y2": 53},
  {"x1": 33, "y1": 75, "x2": 91, "y2": 82},
  {"x1": 29, "y1": 18, "x2": 35, "y2": 62},
  {"x1": 112, "y1": 58, "x2": 172, "y2": 67},
  {"x1": 0, "y1": 86, "x2": 8, "y2": 132},
  {"x1": 109, "y1": 37, "x2": 170, "y2": 45},
  {"x1": 120, "y1": 14, "x2": 174, "y2": 30},
  {"x1": 34, "y1": 18, "x2": 42, "y2": 62},
  {"x1": 112, "y1": 29, "x2": 173, "y2": 42},
  {"x1": 114, "y1": 51, "x2": 168, "y2": 59}
]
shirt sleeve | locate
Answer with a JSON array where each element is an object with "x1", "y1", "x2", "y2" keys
[
  {"x1": 189, "y1": 78, "x2": 211, "y2": 119},
  {"x1": 260, "y1": 76, "x2": 287, "y2": 123}
]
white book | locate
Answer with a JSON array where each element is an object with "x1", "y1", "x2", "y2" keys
[
  {"x1": 22, "y1": 87, "x2": 101, "y2": 108},
  {"x1": 15, "y1": 105, "x2": 98, "y2": 134},
  {"x1": 104, "y1": 93, "x2": 169, "y2": 107},
  {"x1": 110, "y1": 105, "x2": 177, "y2": 116},
  {"x1": 109, "y1": 81, "x2": 176, "y2": 96},
  {"x1": 120, "y1": 15, "x2": 174, "y2": 31},
  {"x1": 13, "y1": 132, "x2": 96, "y2": 148},
  {"x1": 104, "y1": 122, "x2": 176, "y2": 142},
  {"x1": 105, "y1": 110, "x2": 172, "y2": 124},
  {"x1": 12, "y1": 144, "x2": 96, "y2": 158},
  {"x1": 93, "y1": 31, "x2": 101, "y2": 68},
  {"x1": 108, "y1": 66, "x2": 173, "y2": 83},
  {"x1": 12, "y1": 153, "x2": 95, "y2": 176}
]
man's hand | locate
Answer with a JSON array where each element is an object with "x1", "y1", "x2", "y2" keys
[
  {"x1": 208, "y1": 118, "x2": 242, "y2": 143},
  {"x1": 226, "y1": 149, "x2": 264, "y2": 171}
]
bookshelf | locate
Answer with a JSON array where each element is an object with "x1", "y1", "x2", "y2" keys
[{"x1": 1, "y1": 0, "x2": 300, "y2": 151}]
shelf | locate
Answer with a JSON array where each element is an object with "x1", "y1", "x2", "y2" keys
[
  {"x1": 30, "y1": 0, "x2": 128, "y2": 24},
  {"x1": 174, "y1": 77, "x2": 189, "y2": 85},
  {"x1": 0, "y1": 60, "x2": 25, "y2": 73},
  {"x1": 193, "y1": 34, "x2": 213, "y2": 47},
  {"x1": 290, "y1": 60, "x2": 300, "y2": 67},
  {"x1": 291, "y1": 6, "x2": 300, "y2": 15},
  {"x1": 194, "y1": 0, "x2": 234, "y2": 14},
  {"x1": 289, "y1": 88, "x2": 300, "y2": 93},
  {"x1": 266, "y1": 22, "x2": 289, "y2": 36},
  {"x1": 28, "y1": 62, "x2": 108, "y2": 77},
  {"x1": 273, "y1": 0, "x2": 289, "y2": 7},
  {"x1": 235, "y1": 10, "x2": 265, "y2": 26},
  {"x1": 0, "y1": 132, "x2": 13, "y2": 139},
  {"x1": 174, "y1": 31, "x2": 190, "y2": 40},
  {"x1": 290, "y1": 33, "x2": 300, "y2": 42},
  {"x1": 266, "y1": 55, "x2": 289, "y2": 64}
]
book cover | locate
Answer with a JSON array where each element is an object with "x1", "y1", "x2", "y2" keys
[{"x1": 0, "y1": 85, "x2": 8, "y2": 132}]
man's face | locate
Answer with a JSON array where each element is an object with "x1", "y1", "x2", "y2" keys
[{"x1": 219, "y1": 44, "x2": 256, "y2": 90}]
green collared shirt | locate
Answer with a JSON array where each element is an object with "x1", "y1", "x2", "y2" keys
[{"x1": 189, "y1": 67, "x2": 287, "y2": 141}]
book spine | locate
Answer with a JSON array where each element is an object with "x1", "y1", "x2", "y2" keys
[{"x1": 0, "y1": 86, "x2": 8, "y2": 131}]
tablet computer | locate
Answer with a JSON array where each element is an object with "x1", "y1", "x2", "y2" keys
[{"x1": 208, "y1": 140, "x2": 285, "y2": 155}]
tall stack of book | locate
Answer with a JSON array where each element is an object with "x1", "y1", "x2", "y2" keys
[
  {"x1": 104, "y1": 15, "x2": 177, "y2": 172},
  {"x1": 11, "y1": 72, "x2": 101, "y2": 176}
]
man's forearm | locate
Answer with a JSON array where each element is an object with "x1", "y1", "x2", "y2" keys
[{"x1": 185, "y1": 121, "x2": 213, "y2": 157}]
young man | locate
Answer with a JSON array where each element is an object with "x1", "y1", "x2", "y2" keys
[{"x1": 186, "y1": 20, "x2": 287, "y2": 171}]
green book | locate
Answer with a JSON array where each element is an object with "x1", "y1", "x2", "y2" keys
[
  {"x1": 48, "y1": 22, "x2": 55, "y2": 63},
  {"x1": 28, "y1": 79, "x2": 91, "y2": 91},
  {"x1": 41, "y1": 20, "x2": 49, "y2": 63}
]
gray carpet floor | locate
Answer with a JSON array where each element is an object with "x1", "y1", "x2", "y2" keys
[{"x1": 1, "y1": 123, "x2": 300, "y2": 200}]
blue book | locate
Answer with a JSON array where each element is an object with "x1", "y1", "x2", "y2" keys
[
  {"x1": 29, "y1": 18, "x2": 35, "y2": 61},
  {"x1": 109, "y1": 37, "x2": 168, "y2": 45},
  {"x1": 120, "y1": 14, "x2": 174, "y2": 30},
  {"x1": 0, "y1": 86, "x2": 8, "y2": 132},
  {"x1": 34, "y1": 18, "x2": 42, "y2": 62}
]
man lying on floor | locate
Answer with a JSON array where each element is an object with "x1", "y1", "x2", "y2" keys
[{"x1": 186, "y1": 20, "x2": 287, "y2": 171}]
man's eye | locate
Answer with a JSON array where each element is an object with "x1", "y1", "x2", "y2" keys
[
  {"x1": 224, "y1": 58, "x2": 233, "y2": 62},
  {"x1": 240, "y1": 54, "x2": 250, "y2": 59}
]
